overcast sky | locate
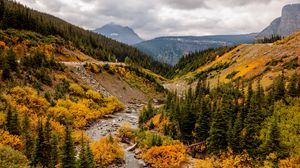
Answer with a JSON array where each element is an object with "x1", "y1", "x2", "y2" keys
[{"x1": 15, "y1": 0, "x2": 300, "y2": 39}]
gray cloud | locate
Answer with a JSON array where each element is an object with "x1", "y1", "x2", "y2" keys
[{"x1": 15, "y1": 0, "x2": 300, "y2": 39}]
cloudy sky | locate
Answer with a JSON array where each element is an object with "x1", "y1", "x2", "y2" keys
[{"x1": 15, "y1": 0, "x2": 300, "y2": 39}]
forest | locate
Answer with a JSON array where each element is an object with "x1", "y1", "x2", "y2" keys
[{"x1": 138, "y1": 74, "x2": 300, "y2": 167}]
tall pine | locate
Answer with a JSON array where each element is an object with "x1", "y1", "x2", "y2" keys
[{"x1": 61, "y1": 125, "x2": 76, "y2": 168}]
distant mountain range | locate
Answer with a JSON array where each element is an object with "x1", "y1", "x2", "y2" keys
[
  {"x1": 257, "y1": 3, "x2": 300, "y2": 39},
  {"x1": 94, "y1": 23, "x2": 143, "y2": 45},
  {"x1": 134, "y1": 34, "x2": 257, "y2": 65},
  {"x1": 94, "y1": 23, "x2": 257, "y2": 65}
]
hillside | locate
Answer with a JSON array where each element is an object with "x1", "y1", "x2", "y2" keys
[
  {"x1": 0, "y1": 0, "x2": 170, "y2": 76},
  {"x1": 134, "y1": 34, "x2": 256, "y2": 65},
  {"x1": 0, "y1": 28, "x2": 167, "y2": 167},
  {"x1": 94, "y1": 23, "x2": 143, "y2": 45},
  {"x1": 165, "y1": 30, "x2": 300, "y2": 94}
]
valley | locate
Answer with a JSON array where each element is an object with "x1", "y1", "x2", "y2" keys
[{"x1": 0, "y1": 0, "x2": 300, "y2": 168}]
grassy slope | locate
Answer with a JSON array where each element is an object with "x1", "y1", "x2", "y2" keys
[{"x1": 165, "y1": 30, "x2": 300, "y2": 92}]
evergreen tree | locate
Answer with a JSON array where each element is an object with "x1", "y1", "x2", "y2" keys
[
  {"x1": 6, "y1": 48, "x2": 18, "y2": 72},
  {"x1": 61, "y1": 125, "x2": 76, "y2": 168},
  {"x1": 244, "y1": 97, "x2": 263, "y2": 155},
  {"x1": 2, "y1": 62, "x2": 11, "y2": 80},
  {"x1": 44, "y1": 118, "x2": 52, "y2": 167},
  {"x1": 229, "y1": 112, "x2": 244, "y2": 153},
  {"x1": 195, "y1": 100, "x2": 210, "y2": 141},
  {"x1": 10, "y1": 110, "x2": 20, "y2": 135},
  {"x1": 5, "y1": 106, "x2": 13, "y2": 133},
  {"x1": 77, "y1": 135, "x2": 96, "y2": 168},
  {"x1": 22, "y1": 113, "x2": 33, "y2": 160},
  {"x1": 287, "y1": 73, "x2": 298, "y2": 97},
  {"x1": 207, "y1": 106, "x2": 228, "y2": 154},
  {"x1": 32, "y1": 119, "x2": 47, "y2": 166},
  {"x1": 180, "y1": 99, "x2": 196, "y2": 143},
  {"x1": 49, "y1": 133, "x2": 59, "y2": 168},
  {"x1": 274, "y1": 73, "x2": 285, "y2": 101}
]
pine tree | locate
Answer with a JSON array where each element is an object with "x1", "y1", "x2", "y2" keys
[
  {"x1": 207, "y1": 106, "x2": 228, "y2": 154},
  {"x1": 77, "y1": 135, "x2": 95, "y2": 168},
  {"x1": 244, "y1": 97, "x2": 263, "y2": 155},
  {"x1": 10, "y1": 110, "x2": 20, "y2": 135},
  {"x1": 2, "y1": 62, "x2": 11, "y2": 80},
  {"x1": 229, "y1": 112, "x2": 244, "y2": 153},
  {"x1": 5, "y1": 106, "x2": 13, "y2": 133},
  {"x1": 195, "y1": 100, "x2": 210, "y2": 141},
  {"x1": 32, "y1": 119, "x2": 47, "y2": 166},
  {"x1": 22, "y1": 113, "x2": 33, "y2": 160},
  {"x1": 6, "y1": 48, "x2": 18, "y2": 72},
  {"x1": 44, "y1": 118, "x2": 52, "y2": 167},
  {"x1": 274, "y1": 74, "x2": 285, "y2": 101},
  {"x1": 61, "y1": 125, "x2": 76, "y2": 168},
  {"x1": 49, "y1": 133, "x2": 59, "y2": 168},
  {"x1": 287, "y1": 73, "x2": 298, "y2": 97},
  {"x1": 85, "y1": 143, "x2": 96, "y2": 168}
]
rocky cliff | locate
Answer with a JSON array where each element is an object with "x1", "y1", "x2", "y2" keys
[{"x1": 257, "y1": 4, "x2": 300, "y2": 39}]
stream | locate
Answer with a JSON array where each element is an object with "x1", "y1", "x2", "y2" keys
[{"x1": 85, "y1": 103, "x2": 147, "y2": 168}]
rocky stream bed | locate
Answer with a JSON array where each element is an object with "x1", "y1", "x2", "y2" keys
[{"x1": 85, "y1": 103, "x2": 147, "y2": 168}]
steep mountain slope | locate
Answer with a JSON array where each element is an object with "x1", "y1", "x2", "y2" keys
[
  {"x1": 257, "y1": 3, "x2": 300, "y2": 39},
  {"x1": 0, "y1": 0, "x2": 170, "y2": 76},
  {"x1": 165, "y1": 30, "x2": 300, "y2": 94},
  {"x1": 94, "y1": 23, "x2": 143, "y2": 45},
  {"x1": 134, "y1": 34, "x2": 257, "y2": 65}
]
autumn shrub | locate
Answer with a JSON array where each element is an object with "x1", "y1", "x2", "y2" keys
[
  {"x1": 4, "y1": 86, "x2": 50, "y2": 116},
  {"x1": 69, "y1": 83, "x2": 85, "y2": 96},
  {"x1": 195, "y1": 149, "x2": 253, "y2": 168},
  {"x1": 0, "y1": 129, "x2": 23, "y2": 151},
  {"x1": 91, "y1": 136, "x2": 124, "y2": 166},
  {"x1": 0, "y1": 145, "x2": 30, "y2": 168},
  {"x1": 279, "y1": 155, "x2": 300, "y2": 168},
  {"x1": 138, "y1": 131, "x2": 177, "y2": 150},
  {"x1": 117, "y1": 122, "x2": 138, "y2": 141},
  {"x1": 142, "y1": 143, "x2": 187, "y2": 168},
  {"x1": 86, "y1": 90, "x2": 103, "y2": 102},
  {"x1": 0, "y1": 112, "x2": 5, "y2": 128}
]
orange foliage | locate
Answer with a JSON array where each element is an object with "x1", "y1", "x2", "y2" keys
[
  {"x1": 195, "y1": 149, "x2": 252, "y2": 168},
  {"x1": 147, "y1": 114, "x2": 169, "y2": 132},
  {"x1": 4, "y1": 86, "x2": 50, "y2": 116},
  {"x1": 279, "y1": 156, "x2": 300, "y2": 168},
  {"x1": 142, "y1": 144, "x2": 187, "y2": 168},
  {"x1": 0, "y1": 129, "x2": 23, "y2": 151},
  {"x1": 90, "y1": 136, "x2": 124, "y2": 165}
]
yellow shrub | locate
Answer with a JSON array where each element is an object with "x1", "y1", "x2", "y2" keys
[
  {"x1": 279, "y1": 156, "x2": 300, "y2": 168},
  {"x1": 91, "y1": 136, "x2": 124, "y2": 165},
  {"x1": 86, "y1": 90, "x2": 102, "y2": 101},
  {"x1": 69, "y1": 83, "x2": 85, "y2": 96},
  {"x1": 4, "y1": 86, "x2": 49, "y2": 116},
  {"x1": 142, "y1": 143, "x2": 187, "y2": 168},
  {"x1": 0, "y1": 129, "x2": 23, "y2": 151},
  {"x1": 72, "y1": 130, "x2": 90, "y2": 144},
  {"x1": 117, "y1": 122, "x2": 137, "y2": 140}
]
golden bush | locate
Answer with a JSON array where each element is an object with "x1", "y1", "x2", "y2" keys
[
  {"x1": 86, "y1": 90, "x2": 102, "y2": 101},
  {"x1": 91, "y1": 136, "x2": 124, "y2": 165},
  {"x1": 0, "y1": 129, "x2": 23, "y2": 151},
  {"x1": 142, "y1": 143, "x2": 187, "y2": 168},
  {"x1": 69, "y1": 83, "x2": 85, "y2": 96}
]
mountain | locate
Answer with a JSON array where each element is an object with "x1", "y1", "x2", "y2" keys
[
  {"x1": 134, "y1": 34, "x2": 257, "y2": 65},
  {"x1": 257, "y1": 3, "x2": 300, "y2": 40},
  {"x1": 94, "y1": 23, "x2": 143, "y2": 45}
]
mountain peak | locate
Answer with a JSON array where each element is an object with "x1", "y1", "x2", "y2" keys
[
  {"x1": 94, "y1": 23, "x2": 143, "y2": 45},
  {"x1": 257, "y1": 3, "x2": 300, "y2": 39}
]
